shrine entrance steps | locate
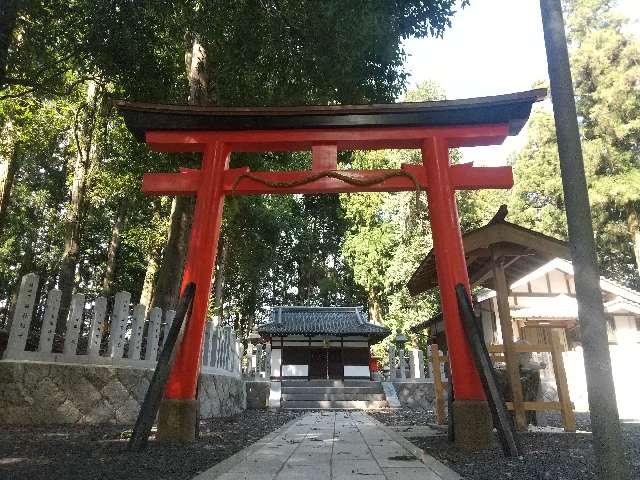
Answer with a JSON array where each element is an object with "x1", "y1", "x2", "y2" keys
[{"x1": 281, "y1": 379, "x2": 388, "y2": 409}]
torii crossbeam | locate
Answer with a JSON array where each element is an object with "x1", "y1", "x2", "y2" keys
[{"x1": 116, "y1": 88, "x2": 545, "y2": 448}]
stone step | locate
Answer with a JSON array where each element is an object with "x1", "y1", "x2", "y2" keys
[
  {"x1": 282, "y1": 400, "x2": 389, "y2": 409},
  {"x1": 281, "y1": 386, "x2": 383, "y2": 395},
  {"x1": 281, "y1": 380, "x2": 376, "y2": 387},
  {"x1": 281, "y1": 393, "x2": 387, "y2": 401}
]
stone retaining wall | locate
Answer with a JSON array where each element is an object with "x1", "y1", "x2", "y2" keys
[
  {"x1": 245, "y1": 380, "x2": 270, "y2": 409},
  {"x1": 0, "y1": 360, "x2": 246, "y2": 425},
  {"x1": 198, "y1": 371, "x2": 246, "y2": 417},
  {"x1": 392, "y1": 381, "x2": 438, "y2": 410}
]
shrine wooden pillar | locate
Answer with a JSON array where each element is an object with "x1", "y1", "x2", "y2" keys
[
  {"x1": 157, "y1": 142, "x2": 229, "y2": 442},
  {"x1": 422, "y1": 137, "x2": 491, "y2": 448}
]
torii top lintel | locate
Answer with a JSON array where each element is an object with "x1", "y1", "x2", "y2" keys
[{"x1": 116, "y1": 88, "x2": 545, "y2": 153}]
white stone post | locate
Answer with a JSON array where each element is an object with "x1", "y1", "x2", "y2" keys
[
  {"x1": 210, "y1": 326, "x2": 220, "y2": 367},
  {"x1": 409, "y1": 348, "x2": 417, "y2": 379},
  {"x1": 245, "y1": 342, "x2": 255, "y2": 377},
  {"x1": 409, "y1": 349, "x2": 425, "y2": 379},
  {"x1": 229, "y1": 331, "x2": 238, "y2": 371},
  {"x1": 236, "y1": 341, "x2": 244, "y2": 375},
  {"x1": 63, "y1": 294, "x2": 85, "y2": 356},
  {"x1": 264, "y1": 343, "x2": 272, "y2": 379},
  {"x1": 218, "y1": 327, "x2": 227, "y2": 370},
  {"x1": 145, "y1": 307, "x2": 162, "y2": 362},
  {"x1": 108, "y1": 291, "x2": 130, "y2": 358},
  {"x1": 6, "y1": 273, "x2": 39, "y2": 358},
  {"x1": 203, "y1": 321, "x2": 213, "y2": 366},
  {"x1": 399, "y1": 348, "x2": 406, "y2": 379},
  {"x1": 214, "y1": 326, "x2": 224, "y2": 368},
  {"x1": 128, "y1": 304, "x2": 146, "y2": 360},
  {"x1": 39, "y1": 288, "x2": 61, "y2": 354},
  {"x1": 388, "y1": 345, "x2": 396, "y2": 380},
  {"x1": 221, "y1": 326, "x2": 231, "y2": 371},
  {"x1": 88, "y1": 296, "x2": 107, "y2": 358},
  {"x1": 255, "y1": 343, "x2": 263, "y2": 378}
]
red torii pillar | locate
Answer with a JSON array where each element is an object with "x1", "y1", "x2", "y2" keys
[{"x1": 139, "y1": 125, "x2": 514, "y2": 447}]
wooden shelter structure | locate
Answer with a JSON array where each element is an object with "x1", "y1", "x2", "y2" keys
[
  {"x1": 116, "y1": 90, "x2": 544, "y2": 445},
  {"x1": 408, "y1": 206, "x2": 571, "y2": 430}
]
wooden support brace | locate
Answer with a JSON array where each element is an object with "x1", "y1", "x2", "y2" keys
[
  {"x1": 312, "y1": 145, "x2": 337, "y2": 170},
  {"x1": 550, "y1": 329, "x2": 577, "y2": 432},
  {"x1": 429, "y1": 344, "x2": 447, "y2": 425},
  {"x1": 491, "y1": 248, "x2": 528, "y2": 431}
]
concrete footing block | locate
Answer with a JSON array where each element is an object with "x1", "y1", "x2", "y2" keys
[
  {"x1": 453, "y1": 399, "x2": 492, "y2": 450},
  {"x1": 156, "y1": 398, "x2": 198, "y2": 443}
]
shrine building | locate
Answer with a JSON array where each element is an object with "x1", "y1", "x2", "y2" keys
[{"x1": 257, "y1": 306, "x2": 390, "y2": 380}]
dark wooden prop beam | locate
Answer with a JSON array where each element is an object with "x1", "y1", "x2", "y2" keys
[
  {"x1": 456, "y1": 284, "x2": 521, "y2": 457},
  {"x1": 128, "y1": 283, "x2": 195, "y2": 451}
]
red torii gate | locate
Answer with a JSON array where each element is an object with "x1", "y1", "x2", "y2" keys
[{"x1": 116, "y1": 88, "x2": 544, "y2": 447}]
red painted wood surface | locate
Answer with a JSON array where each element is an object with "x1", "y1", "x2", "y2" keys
[
  {"x1": 144, "y1": 124, "x2": 509, "y2": 152},
  {"x1": 142, "y1": 164, "x2": 513, "y2": 196},
  {"x1": 311, "y1": 145, "x2": 338, "y2": 170},
  {"x1": 422, "y1": 137, "x2": 485, "y2": 401},
  {"x1": 164, "y1": 142, "x2": 229, "y2": 400}
]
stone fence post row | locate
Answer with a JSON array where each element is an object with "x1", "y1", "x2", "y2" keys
[
  {"x1": 3, "y1": 273, "x2": 242, "y2": 378},
  {"x1": 386, "y1": 345, "x2": 427, "y2": 381}
]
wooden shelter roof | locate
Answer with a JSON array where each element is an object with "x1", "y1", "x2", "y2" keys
[
  {"x1": 115, "y1": 89, "x2": 546, "y2": 142},
  {"x1": 407, "y1": 206, "x2": 570, "y2": 296}
]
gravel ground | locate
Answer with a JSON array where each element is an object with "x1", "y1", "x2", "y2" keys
[
  {"x1": 0, "y1": 410, "x2": 302, "y2": 480},
  {"x1": 371, "y1": 408, "x2": 640, "y2": 480}
]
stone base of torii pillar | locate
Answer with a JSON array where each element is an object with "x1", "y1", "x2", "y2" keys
[{"x1": 157, "y1": 399, "x2": 199, "y2": 443}]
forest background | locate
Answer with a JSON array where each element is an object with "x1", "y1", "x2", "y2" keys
[{"x1": 0, "y1": 0, "x2": 638, "y2": 354}]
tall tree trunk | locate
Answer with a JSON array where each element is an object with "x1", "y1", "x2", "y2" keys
[
  {"x1": 57, "y1": 81, "x2": 102, "y2": 334},
  {"x1": 151, "y1": 196, "x2": 193, "y2": 310},
  {"x1": 186, "y1": 33, "x2": 209, "y2": 106},
  {"x1": 151, "y1": 33, "x2": 209, "y2": 310},
  {"x1": 0, "y1": 148, "x2": 17, "y2": 230},
  {"x1": 139, "y1": 248, "x2": 160, "y2": 308},
  {"x1": 0, "y1": 0, "x2": 18, "y2": 88},
  {"x1": 100, "y1": 198, "x2": 127, "y2": 298}
]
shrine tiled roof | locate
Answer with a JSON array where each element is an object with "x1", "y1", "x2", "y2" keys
[{"x1": 257, "y1": 306, "x2": 390, "y2": 341}]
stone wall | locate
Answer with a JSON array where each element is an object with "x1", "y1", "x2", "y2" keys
[
  {"x1": 392, "y1": 381, "x2": 438, "y2": 410},
  {"x1": 0, "y1": 360, "x2": 245, "y2": 425},
  {"x1": 198, "y1": 371, "x2": 246, "y2": 417},
  {"x1": 245, "y1": 380, "x2": 270, "y2": 409}
]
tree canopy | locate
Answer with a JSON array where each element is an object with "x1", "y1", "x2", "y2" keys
[
  {"x1": 0, "y1": 1, "x2": 467, "y2": 341},
  {"x1": 0, "y1": 0, "x2": 638, "y2": 352}
]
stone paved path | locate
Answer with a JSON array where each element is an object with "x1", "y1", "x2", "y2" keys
[{"x1": 193, "y1": 411, "x2": 460, "y2": 480}]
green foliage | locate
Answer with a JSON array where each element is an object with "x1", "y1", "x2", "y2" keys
[
  {"x1": 503, "y1": 0, "x2": 640, "y2": 288},
  {"x1": 0, "y1": 1, "x2": 465, "y2": 333}
]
